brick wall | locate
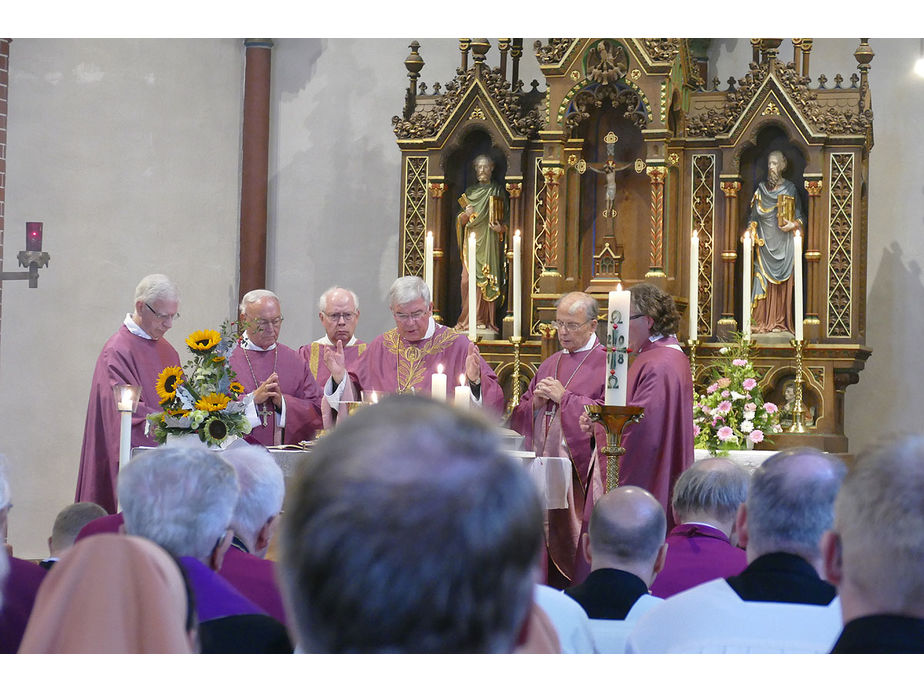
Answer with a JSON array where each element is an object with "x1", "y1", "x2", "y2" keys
[{"x1": 0, "y1": 39, "x2": 9, "y2": 344}]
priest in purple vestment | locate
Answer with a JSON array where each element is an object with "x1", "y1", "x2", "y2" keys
[
  {"x1": 604, "y1": 283, "x2": 695, "y2": 521},
  {"x1": 323, "y1": 276, "x2": 504, "y2": 417},
  {"x1": 298, "y1": 286, "x2": 367, "y2": 428},
  {"x1": 510, "y1": 292, "x2": 606, "y2": 588},
  {"x1": 76, "y1": 274, "x2": 181, "y2": 513},
  {"x1": 229, "y1": 290, "x2": 323, "y2": 446}
]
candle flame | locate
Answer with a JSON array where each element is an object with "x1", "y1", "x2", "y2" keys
[
  {"x1": 437, "y1": 364, "x2": 444, "y2": 375},
  {"x1": 426, "y1": 230, "x2": 433, "y2": 238},
  {"x1": 692, "y1": 229, "x2": 699, "y2": 239},
  {"x1": 616, "y1": 282, "x2": 623, "y2": 292},
  {"x1": 371, "y1": 392, "x2": 378, "y2": 403},
  {"x1": 515, "y1": 228, "x2": 521, "y2": 238},
  {"x1": 459, "y1": 374, "x2": 466, "y2": 387}
]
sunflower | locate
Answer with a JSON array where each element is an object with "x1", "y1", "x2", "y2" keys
[
  {"x1": 229, "y1": 381, "x2": 245, "y2": 395},
  {"x1": 186, "y1": 329, "x2": 221, "y2": 352},
  {"x1": 195, "y1": 392, "x2": 231, "y2": 412},
  {"x1": 202, "y1": 416, "x2": 229, "y2": 446},
  {"x1": 212, "y1": 355, "x2": 226, "y2": 363},
  {"x1": 166, "y1": 408, "x2": 190, "y2": 418},
  {"x1": 155, "y1": 367, "x2": 185, "y2": 403}
]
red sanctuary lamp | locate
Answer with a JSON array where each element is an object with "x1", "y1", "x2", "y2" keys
[{"x1": 2, "y1": 221, "x2": 51, "y2": 287}]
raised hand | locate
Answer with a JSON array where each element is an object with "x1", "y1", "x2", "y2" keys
[{"x1": 323, "y1": 339, "x2": 347, "y2": 385}]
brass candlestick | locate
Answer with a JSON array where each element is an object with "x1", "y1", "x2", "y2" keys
[
  {"x1": 509, "y1": 335, "x2": 523, "y2": 408},
  {"x1": 584, "y1": 404, "x2": 645, "y2": 493},
  {"x1": 787, "y1": 338, "x2": 807, "y2": 433},
  {"x1": 688, "y1": 338, "x2": 700, "y2": 381}
]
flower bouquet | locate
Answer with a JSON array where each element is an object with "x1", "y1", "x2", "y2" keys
[
  {"x1": 148, "y1": 321, "x2": 252, "y2": 448},
  {"x1": 693, "y1": 335, "x2": 782, "y2": 455}
]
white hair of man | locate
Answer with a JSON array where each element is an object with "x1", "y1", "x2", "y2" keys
[
  {"x1": 318, "y1": 286, "x2": 359, "y2": 313},
  {"x1": 744, "y1": 447, "x2": 846, "y2": 564},
  {"x1": 49, "y1": 502, "x2": 108, "y2": 556},
  {"x1": 222, "y1": 445, "x2": 285, "y2": 557},
  {"x1": 387, "y1": 275, "x2": 431, "y2": 310},
  {"x1": 672, "y1": 457, "x2": 750, "y2": 529},
  {"x1": 239, "y1": 289, "x2": 280, "y2": 314},
  {"x1": 555, "y1": 292, "x2": 599, "y2": 322},
  {"x1": 119, "y1": 446, "x2": 240, "y2": 563},
  {"x1": 134, "y1": 274, "x2": 179, "y2": 305},
  {"x1": 830, "y1": 435, "x2": 924, "y2": 617}
]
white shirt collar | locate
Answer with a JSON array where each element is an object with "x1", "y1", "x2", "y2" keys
[
  {"x1": 424, "y1": 317, "x2": 436, "y2": 339},
  {"x1": 564, "y1": 332, "x2": 597, "y2": 354},
  {"x1": 241, "y1": 334, "x2": 276, "y2": 351},
  {"x1": 124, "y1": 314, "x2": 154, "y2": 340},
  {"x1": 316, "y1": 335, "x2": 357, "y2": 347}
]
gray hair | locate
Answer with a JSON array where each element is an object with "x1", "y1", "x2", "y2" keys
[
  {"x1": 50, "y1": 502, "x2": 108, "y2": 555},
  {"x1": 588, "y1": 486, "x2": 666, "y2": 564},
  {"x1": 279, "y1": 395, "x2": 543, "y2": 653},
  {"x1": 222, "y1": 445, "x2": 285, "y2": 549},
  {"x1": 119, "y1": 446, "x2": 240, "y2": 562},
  {"x1": 672, "y1": 457, "x2": 750, "y2": 526},
  {"x1": 746, "y1": 447, "x2": 846, "y2": 561},
  {"x1": 473, "y1": 154, "x2": 494, "y2": 170},
  {"x1": 768, "y1": 149, "x2": 788, "y2": 171},
  {"x1": 386, "y1": 276, "x2": 430, "y2": 310},
  {"x1": 555, "y1": 292, "x2": 599, "y2": 322},
  {"x1": 318, "y1": 286, "x2": 359, "y2": 313},
  {"x1": 134, "y1": 274, "x2": 178, "y2": 305},
  {"x1": 239, "y1": 289, "x2": 280, "y2": 314},
  {"x1": 835, "y1": 435, "x2": 924, "y2": 612}
]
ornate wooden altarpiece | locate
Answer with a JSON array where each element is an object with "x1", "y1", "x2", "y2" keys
[{"x1": 392, "y1": 38, "x2": 874, "y2": 453}]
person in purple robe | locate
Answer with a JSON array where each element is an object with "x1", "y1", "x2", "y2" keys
[
  {"x1": 229, "y1": 290, "x2": 323, "y2": 446},
  {"x1": 323, "y1": 276, "x2": 504, "y2": 417},
  {"x1": 298, "y1": 286, "x2": 367, "y2": 428},
  {"x1": 510, "y1": 292, "x2": 606, "y2": 588},
  {"x1": 75, "y1": 274, "x2": 182, "y2": 513},
  {"x1": 650, "y1": 457, "x2": 749, "y2": 598}
]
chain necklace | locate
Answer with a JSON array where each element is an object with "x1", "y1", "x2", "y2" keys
[{"x1": 243, "y1": 344, "x2": 278, "y2": 427}]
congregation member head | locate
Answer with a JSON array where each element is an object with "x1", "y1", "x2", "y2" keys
[
  {"x1": 279, "y1": 395, "x2": 544, "y2": 653},
  {"x1": 118, "y1": 445, "x2": 239, "y2": 568},
  {"x1": 47, "y1": 502, "x2": 107, "y2": 560},
  {"x1": 318, "y1": 286, "x2": 360, "y2": 345},
  {"x1": 240, "y1": 289, "x2": 284, "y2": 350},
  {"x1": 222, "y1": 445, "x2": 284, "y2": 558},
  {"x1": 823, "y1": 435, "x2": 924, "y2": 653},
  {"x1": 132, "y1": 273, "x2": 180, "y2": 342},
  {"x1": 650, "y1": 457, "x2": 750, "y2": 598},
  {"x1": 387, "y1": 276, "x2": 433, "y2": 343}
]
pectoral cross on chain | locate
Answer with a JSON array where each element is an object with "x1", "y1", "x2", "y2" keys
[{"x1": 258, "y1": 404, "x2": 273, "y2": 427}]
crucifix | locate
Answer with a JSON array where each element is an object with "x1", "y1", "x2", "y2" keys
[{"x1": 257, "y1": 404, "x2": 273, "y2": 427}]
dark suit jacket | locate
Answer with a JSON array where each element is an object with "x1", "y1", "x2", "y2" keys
[
  {"x1": 564, "y1": 567, "x2": 648, "y2": 620},
  {"x1": 831, "y1": 614, "x2": 924, "y2": 654}
]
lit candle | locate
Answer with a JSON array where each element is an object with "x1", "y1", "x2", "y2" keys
[
  {"x1": 689, "y1": 230, "x2": 699, "y2": 342},
  {"x1": 431, "y1": 363, "x2": 447, "y2": 401},
  {"x1": 121, "y1": 389, "x2": 134, "y2": 410},
  {"x1": 605, "y1": 285, "x2": 630, "y2": 406},
  {"x1": 454, "y1": 373, "x2": 471, "y2": 409},
  {"x1": 793, "y1": 229, "x2": 804, "y2": 342},
  {"x1": 742, "y1": 229, "x2": 752, "y2": 340},
  {"x1": 468, "y1": 231, "x2": 477, "y2": 343},
  {"x1": 512, "y1": 229, "x2": 522, "y2": 339},
  {"x1": 424, "y1": 231, "x2": 434, "y2": 298}
]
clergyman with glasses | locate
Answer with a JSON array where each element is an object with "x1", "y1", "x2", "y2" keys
[
  {"x1": 322, "y1": 276, "x2": 505, "y2": 415},
  {"x1": 229, "y1": 290, "x2": 324, "y2": 447},
  {"x1": 509, "y1": 291, "x2": 606, "y2": 589},
  {"x1": 76, "y1": 274, "x2": 183, "y2": 513}
]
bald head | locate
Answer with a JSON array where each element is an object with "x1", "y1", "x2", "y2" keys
[
  {"x1": 744, "y1": 448, "x2": 846, "y2": 563},
  {"x1": 587, "y1": 487, "x2": 666, "y2": 582}
]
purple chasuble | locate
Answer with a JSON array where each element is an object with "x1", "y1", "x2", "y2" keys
[
  {"x1": 347, "y1": 324, "x2": 505, "y2": 416},
  {"x1": 298, "y1": 340, "x2": 367, "y2": 386},
  {"x1": 229, "y1": 341, "x2": 323, "y2": 446},
  {"x1": 1, "y1": 556, "x2": 47, "y2": 653},
  {"x1": 179, "y1": 556, "x2": 266, "y2": 622},
  {"x1": 650, "y1": 523, "x2": 747, "y2": 599},
  {"x1": 609, "y1": 336, "x2": 694, "y2": 522},
  {"x1": 218, "y1": 546, "x2": 287, "y2": 625},
  {"x1": 510, "y1": 342, "x2": 606, "y2": 586},
  {"x1": 76, "y1": 324, "x2": 180, "y2": 513}
]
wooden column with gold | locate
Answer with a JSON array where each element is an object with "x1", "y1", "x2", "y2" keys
[
  {"x1": 503, "y1": 179, "x2": 523, "y2": 338},
  {"x1": 719, "y1": 179, "x2": 742, "y2": 335},
  {"x1": 428, "y1": 180, "x2": 447, "y2": 323},
  {"x1": 804, "y1": 177, "x2": 823, "y2": 340},
  {"x1": 646, "y1": 164, "x2": 667, "y2": 278},
  {"x1": 540, "y1": 163, "x2": 563, "y2": 282}
]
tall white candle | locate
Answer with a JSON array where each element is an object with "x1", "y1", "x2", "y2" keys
[
  {"x1": 424, "y1": 231, "x2": 434, "y2": 298},
  {"x1": 793, "y1": 229, "x2": 804, "y2": 341},
  {"x1": 742, "y1": 229, "x2": 752, "y2": 340},
  {"x1": 454, "y1": 373, "x2": 471, "y2": 409},
  {"x1": 605, "y1": 285, "x2": 631, "y2": 406},
  {"x1": 689, "y1": 230, "x2": 699, "y2": 342},
  {"x1": 468, "y1": 231, "x2": 477, "y2": 343},
  {"x1": 431, "y1": 363, "x2": 447, "y2": 401},
  {"x1": 512, "y1": 229, "x2": 522, "y2": 339}
]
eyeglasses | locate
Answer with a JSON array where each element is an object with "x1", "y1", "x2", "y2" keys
[
  {"x1": 254, "y1": 317, "x2": 284, "y2": 330},
  {"x1": 552, "y1": 318, "x2": 594, "y2": 332},
  {"x1": 393, "y1": 310, "x2": 428, "y2": 323},
  {"x1": 145, "y1": 302, "x2": 180, "y2": 321},
  {"x1": 323, "y1": 311, "x2": 356, "y2": 323},
  {"x1": 629, "y1": 313, "x2": 646, "y2": 320}
]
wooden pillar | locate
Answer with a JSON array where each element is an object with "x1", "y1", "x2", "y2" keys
[
  {"x1": 541, "y1": 165, "x2": 563, "y2": 277},
  {"x1": 646, "y1": 165, "x2": 667, "y2": 278},
  {"x1": 719, "y1": 180, "x2": 742, "y2": 336},
  {"x1": 428, "y1": 180, "x2": 447, "y2": 322},
  {"x1": 804, "y1": 177, "x2": 823, "y2": 340},
  {"x1": 238, "y1": 39, "x2": 273, "y2": 301}
]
